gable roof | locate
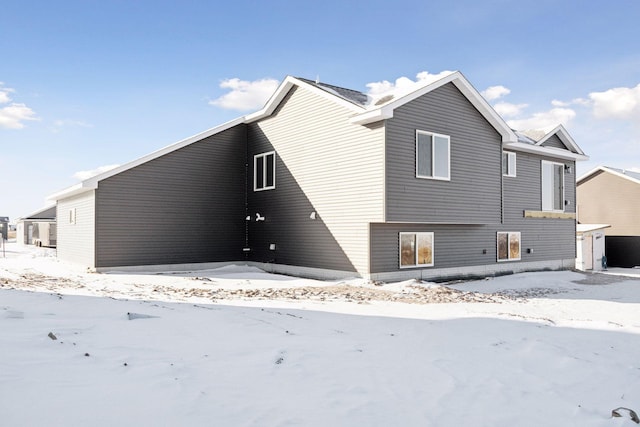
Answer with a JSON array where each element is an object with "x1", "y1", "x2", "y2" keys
[
  {"x1": 577, "y1": 165, "x2": 640, "y2": 186},
  {"x1": 506, "y1": 124, "x2": 588, "y2": 161},
  {"x1": 348, "y1": 71, "x2": 518, "y2": 144},
  {"x1": 50, "y1": 72, "x2": 588, "y2": 201},
  {"x1": 17, "y1": 204, "x2": 57, "y2": 221}
]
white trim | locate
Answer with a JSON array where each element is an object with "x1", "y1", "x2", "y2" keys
[
  {"x1": 535, "y1": 125, "x2": 585, "y2": 155},
  {"x1": 245, "y1": 76, "x2": 364, "y2": 123},
  {"x1": 577, "y1": 165, "x2": 640, "y2": 186},
  {"x1": 49, "y1": 117, "x2": 247, "y2": 201},
  {"x1": 541, "y1": 160, "x2": 565, "y2": 212},
  {"x1": 253, "y1": 151, "x2": 276, "y2": 191},
  {"x1": 350, "y1": 71, "x2": 518, "y2": 144},
  {"x1": 415, "y1": 130, "x2": 451, "y2": 181},
  {"x1": 399, "y1": 232, "x2": 435, "y2": 268},
  {"x1": 502, "y1": 151, "x2": 516, "y2": 177},
  {"x1": 504, "y1": 141, "x2": 589, "y2": 162},
  {"x1": 497, "y1": 231, "x2": 521, "y2": 262}
]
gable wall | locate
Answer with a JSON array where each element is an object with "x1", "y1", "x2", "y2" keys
[
  {"x1": 385, "y1": 82, "x2": 503, "y2": 223},
  {"x1": 578, "y1": 171, "x2": 640, "y2": 236},
  {"x1": 94, "y1": 125, "x2": 247, "y2": 267},
  {"x1": 540, "y1": 134, "x2": 568, "y2": 150},
  {"x1": 248, "y1": 86, "x2": 385, "y2": 273}
]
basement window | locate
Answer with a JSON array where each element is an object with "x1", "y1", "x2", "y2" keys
[
  {"x1": 400, "y1": 232, "x2": 434, "y2": 268},
  {"x1": 254, "y1": 151, "x2": 275, "y2": 191},
  {"x1": 497, "y1": 231, "x2": 520, "y2": 261}
]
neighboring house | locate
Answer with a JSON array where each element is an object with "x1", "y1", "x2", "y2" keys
[
  {"x1": 16, "y1": 205, "x2": 57, "y2": 247},
  {"x1": 577, "y1": 166, "x2": 640, "y2": 267},
  {"x1": 48, "y1": 72, "x2": 588, "y2": 281}
]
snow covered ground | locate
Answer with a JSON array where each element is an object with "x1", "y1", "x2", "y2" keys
[{"x1": 1, "y1": 242, "x2": 639, "y2": 426}]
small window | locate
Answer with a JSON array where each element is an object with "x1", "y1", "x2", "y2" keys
[
  {"x1": 69, "y1": 208, "x2": 76, "y2": 225},
  {"x1": 497, "y1": 232, "x2": 521, "y2": 261},
  {"x1": 502, "y1": 151, "x2": 516, "y2": 177},
  {"x1": 400, "y1": 232, "x2": 434, "y2": 268},
  {"x1": 416, "y1": 131, "x2": 450, "y2": 180},
  {"x1": 254, "y1": 151, "x2": 276, "y2": 191},
  {"x1": 541, "y1": 160, "x2": 564, "y2": 211}
]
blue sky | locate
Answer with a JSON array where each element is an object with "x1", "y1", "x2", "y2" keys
[{"x1": 2, "y1": 0, "x2": 640, "y2": 221}]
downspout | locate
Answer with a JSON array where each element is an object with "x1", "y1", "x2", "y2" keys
[
  {"x1": 500, "y1": 143, "x2": 504, "y2": 224},
  {"x1": 244, "y1": 125, "x2": 250, "y2": 261}
]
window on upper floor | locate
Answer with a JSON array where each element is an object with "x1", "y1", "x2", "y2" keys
[
  {"x1": 541, "y1": 160, "x2": 564, "y2": 211},
  {"x1": 254, "y1": 151, "x2": 275, "y2": 191},
  {"x1": 400, "y1": 232, "x2": 434, "y2": 268},
  {"x1": 416, "y1": 130, "x2": 450, "y2": 181},
  {"x1": 502, "y1": 151, "x2": 516, "y2": 177},
  {"x1": 497, "y1": 231, "x2": 521, "y2": 261}
]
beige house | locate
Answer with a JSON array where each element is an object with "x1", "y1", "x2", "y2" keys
[{"x1": 577, "y1": 166, "x2": 640, "y2": 267}]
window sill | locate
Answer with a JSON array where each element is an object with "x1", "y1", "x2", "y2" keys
[{"x1": 523, "y1": 210, "x2": 576, "y2": 219}]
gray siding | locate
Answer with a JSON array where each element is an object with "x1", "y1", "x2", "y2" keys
[
  {"x1": 370, "y1": 220, "x2": 575, "y2": 274},
  {"x1": 385, "y1": 83, "x2": 502, "y2": 224},
  {"x1": 57, "y1": 191, "x2": 96, "y2": 267},
  {"x1": 503, "y1": 152, "x2": 576, "y2": 218},
  {"x1": 94, "y1": 125, "x2": 247, "y2": 267},
  {"x1": 247, "y1": 86, "x2": 385, "y2": 273},
  {"x1": 540, "y1": 134, "x2": 568, "y2": 150}
]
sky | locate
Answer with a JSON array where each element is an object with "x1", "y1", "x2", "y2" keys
[{"x1": 2, "y1": 0, "x2": 640, "y2": 221}]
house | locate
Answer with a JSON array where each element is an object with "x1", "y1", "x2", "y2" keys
[
  {"x1": 16, "y1": 205, "x2": 57, "y2": 247},
  {"x1": 48, "y1": 72, "x2": 588, "y2": 281},
  {"x1": 577, "y1": 166, "x2": 640, "y2": 268}
]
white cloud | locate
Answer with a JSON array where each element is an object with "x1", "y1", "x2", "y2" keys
[
  {"x1": 0, "y1": 83, "x2": 38, "y2": 129},
  {"x1": 589, "y1": 83, "x2": 640, "y2": 119},
  {"x1": 209, "y1": 78, "x2": 280, "y2": 111},
  {"x1": 51, "y1": 119, "x2": 92, "y2": 133},
  {"x1": 73, "y1": 164, "x2": 120, "y2": 181},
  {"x1": 493, "y1": 102, "x2": 528, "y2": 118},
  {"x1": 0, "y1": 103, "x2": 39, "y2": 129},
  {"x1": 365, "y1": 70, "x2": 455, "y2": 102},
  {"x1": 507, "y1": 107, "x2": 576, "y2": 133},
  {"x1": 481, "y1": 85, "x2": 511, "y2": 101}
]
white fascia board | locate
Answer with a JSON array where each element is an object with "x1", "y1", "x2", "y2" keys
[
  {"x1": 536, "y1": 124, "x2": 585, "y2": 155},
  {"x1": 349, "y1": 71, "x2": 518, "y2": 143},
  {"x1": 577, "y1": 165, "x2": 640, "y2": 186},
  {"x1": 47, "y1": 116, "x2": 247, "y2": 201},
  {"x1": 246, "y1": 76, "x2": 365, "y2": 123},
  {"x1": 47, "y1": 182, "x2": 96, "y2": 201},
  {"x1": 505, "y1": 141, "x2": 590, "y2": 162}
]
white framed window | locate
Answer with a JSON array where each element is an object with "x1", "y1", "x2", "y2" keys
[
  {"x1": 254, "y1": 151, "x2": 276, "y2": 191},
  {"x1": 399, "y1": 232, "x2": 434, "y2": 268},
  {"x1": 416, "y1": 130, "x2": 450, "y2": 180},
  {"x1": 502, "y1": 151, "x2": 516, "y2": 177},
  {"x1": 541, "y1": 160, "x2": 564, "y2": 211},
  {"x1": 69, "y1": 208, "x2": 76, "y2": 225},
  {"x1": 497, "y1": 231, "x2": 521, "y2": 262}
]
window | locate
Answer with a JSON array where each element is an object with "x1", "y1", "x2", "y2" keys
[
  {"x1": 497, "y1": 232, "x2": 521, "y2": 261},
  {"x1": 400, "y1": 232, "x2": 434, "y2": 268},
  {"x1": 254, "y1": 151, "x2": 275, "y2": 191},
  {"x1": 541, "y1": 160, "x2": 564, "y2": 211},
  {"x1": 416, "y1": 130, "x2": 450, "y2": 180},
  {"x1": 502, "y1": 151, "x2": 516, "y2": 177}
]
